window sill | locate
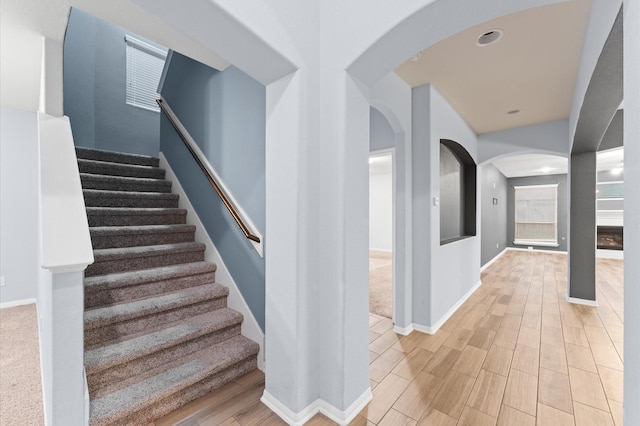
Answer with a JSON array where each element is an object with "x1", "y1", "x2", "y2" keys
[{"x1": 513, "y1": 241, "x2": 559, "y2": 248}]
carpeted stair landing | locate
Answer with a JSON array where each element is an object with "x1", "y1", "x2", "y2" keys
[{"x1": 77, "y1": 147, "x2": 259, "y2": 426}]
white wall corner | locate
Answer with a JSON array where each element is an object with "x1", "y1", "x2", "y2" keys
[
  {"x1": 260, "y1": 388, "x2": 373, "y2": 426},
  {"x1": 159, "y1": 153, "x2": 265, "y2": 369},
  {"x1": 318, "y1": 388, "x2": 373, "y2": 425},
  {"x1": 393, "y1": 324, "x2": 414, "y2": 336},
  {"x1": 260, "y1": 391, "x2": 319, "y2": 426}
]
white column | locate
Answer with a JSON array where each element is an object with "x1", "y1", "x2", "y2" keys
[
  {"x1": 39, "y1": 38, "x2": 64, "y2": 117},
  {"x1": 262, "y1": 64, "x2": 371, "y2": 424}
]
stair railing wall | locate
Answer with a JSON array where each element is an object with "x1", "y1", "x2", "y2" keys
[
  {"x1": 38, "y1": 112, "x2": 94, "y2": 426},
  {"x1": 156, "y1": 97, "x2": 264, "y2": 257}
]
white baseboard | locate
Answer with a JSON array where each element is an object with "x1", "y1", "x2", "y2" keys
[
  {"x1": 597, "y1": 249, "x2": 623, "y2": 259},
  {"x1": 397, "y1": 279, "x2": 483, "y2": 336},
  {"x1": 508, "y1": 247, "x2": 567, "y2": 255},
  {"x1": 160, "y1": 153, "x2": 265, "y2": 370},
  {"x1": 566, "y1": 296, "x2": 598, "y2": 307},
  {"x1": 393, "y1": 324, "x2": 414, "y2": 335},
  {"x1": 0, "y1": 298, "x2": 37, "y2": 309},
  {"x1": 261, "y1": 387, "x2": 372, "y2": 426},
  {"x1": 481, "y1": 248, "x2": 507, "y2": 271}
]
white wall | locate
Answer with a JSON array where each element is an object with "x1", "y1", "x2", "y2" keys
[
  {"x1": 478, "y1": 119, "x2": 569, "y2": 164},
  {"x1": 0, "y1": 12, "x2": 42, "y2": 112},
  {"x1": 0, "y1": 107, "x2": 40, "y2": 305},
  {"x1": 369, "y1": 169, "x2": 392, "y2": 251},
  {"x1": 624, "y1": 0, "x2": 640, "y2": 423},
  {"x1": 412, "y1": 84, "x2": 481, "y2": 331}
]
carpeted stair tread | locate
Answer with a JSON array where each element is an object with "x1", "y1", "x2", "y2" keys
[
  {"x1": 85, "y1": 308, "x2": 242, "y2": 375},
  {"x1": 76, "y1": 147, "x2": 160, "y2": 167},
  {"x1": 80, "y1": 173, "x2": 172, "y2": 193},
  {"x1": 84, "y1": 262, "x2": 218, "y2": 309},
  {"x1": 83, "y1": 189, "x2": 179, "y2": 208},
  {"x1": 86, "y1": 207, "x2": 187, "y2": 227},
  {"x1": 78, "y1": 158, "x2": 166, "y2": 179},
  {"x1": 86, "y1": 242, "x2": 205, "y2": 277},
  {"x1": 85, "y1": 283, "x2": 226, "y2": 330},
  {"x1": 90, "y1": 224, "x2": 196, "y2": 249},
  {"x1": 84, "y1": 262, "x2": 216, "y2": 292},
  {"x1": 89, "y1": 335, "x2": 259, "y2": 426}
]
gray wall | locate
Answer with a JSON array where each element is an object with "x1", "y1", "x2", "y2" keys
[
  {"x1": 160, "y1": 52, "x2": 266, "y2": 330},
  {"x1": 480, "y1": 164, "x2": 508, "y2": 266},
  {"x1": 64, "y1": 8, "x2": 162, "y2": 156},
  {"x1": 0, "y1": 107, "x2": 40, "y2": 304},
  {"x1": 370, "y1": 107, "x2": 395, "y2": 151},
  {"x1": 507, "y1": 173, "x2": 568, "y2": 251}
]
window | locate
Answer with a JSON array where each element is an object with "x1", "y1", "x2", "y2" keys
[
  {"x1": 125, "y1": 35, "x2": 167, "y2": 112},
  {"x1": 514, "y1": 184, "x2": 558, "y2": 246}
]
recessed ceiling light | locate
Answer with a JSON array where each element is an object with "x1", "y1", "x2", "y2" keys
[
  {"x1": 409, "y1": 51, "x2": 423, "y2": 62},
  {"x1": 611, "y1": 163, "x2": 623, "y2": 175},
  {"x1": 477, "y1": 29, "x2": 503, "y2": 46},
  {"x1": 507, "y1": 109, "x2": 520, "y2": 115},
  {"x1": 540, "y1": 167, "x2": 552, "y2": 173}
]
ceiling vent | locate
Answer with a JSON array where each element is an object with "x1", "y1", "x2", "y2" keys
[{"x1": 477, "y1": 29, "x2": 503, "y2": 46}]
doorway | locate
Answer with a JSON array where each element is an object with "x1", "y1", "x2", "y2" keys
[{"x1": 369, "y1": 151, "x2": 394, "y2": 319}]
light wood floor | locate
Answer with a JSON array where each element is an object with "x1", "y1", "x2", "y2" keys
[{"x1": 150, "y1": 250, "x2": 624, "y2": 425}]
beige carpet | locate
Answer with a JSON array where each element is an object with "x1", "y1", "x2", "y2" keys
[
  {"x1": 0, "y1": 304, "x2": 45, "y2": 426},
  {"x1": 369, "y1": 250, "x2": 392, "y2": 318}
]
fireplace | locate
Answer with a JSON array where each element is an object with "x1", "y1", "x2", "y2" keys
[{"x1": 597, "y1": 226, "x2": 623, "y2": 250}]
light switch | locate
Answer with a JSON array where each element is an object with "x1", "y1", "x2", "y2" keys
[{"x1": 433, "y1": 197, "x2": 440, "y2": 206}]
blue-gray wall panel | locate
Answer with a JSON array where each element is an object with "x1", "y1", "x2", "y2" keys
[
  {"x1": 481, "y1": 164, "x2": 508, "y2": 265},
  {"x1": 64, "y1": 8, "x2": 161, "y2": 156},
  {"x1": 160, "y1": 53, "x2": 266, "y2": 330}
]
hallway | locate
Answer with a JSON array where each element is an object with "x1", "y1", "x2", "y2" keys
[{"x1": 150, "y1": 250, "x2": 623, "y2": 425}]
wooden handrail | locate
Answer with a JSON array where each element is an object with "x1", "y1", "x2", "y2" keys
[{"x1": 156, "y1": 98, "x2": 261, "y2": 244}]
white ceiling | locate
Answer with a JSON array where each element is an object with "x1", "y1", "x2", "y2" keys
[
  {"x1": 395, "y1": 0, "x2": 592, "y2": 134},
  {"x1": 491, "y1": 148, "x2": 624, "y2": 178}
]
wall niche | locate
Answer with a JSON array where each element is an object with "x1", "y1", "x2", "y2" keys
[{"x1": 440, "y1": 139, "x2": 477, "y2": 244}]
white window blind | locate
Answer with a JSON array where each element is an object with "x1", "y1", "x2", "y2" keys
[
  {"x1": 514, "y1": 184, "x2": 558, "y2": 246},
  {"x1": 125, "y1": 35, "x2": 167, "y2": 112}
]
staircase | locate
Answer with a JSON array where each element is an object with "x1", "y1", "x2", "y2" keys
[{"x1": 77, "y1": 147, "x2": 259, "y2": 426}]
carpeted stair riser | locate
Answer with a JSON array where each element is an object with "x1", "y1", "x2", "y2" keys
[
  {"x1": 85, "y1": 244, "x2": 205, "y2": 277},
  {"x1": 84, "y1": 263, "x2": 217, "y2": 309},
  {"x1": 78, "y1": 159, "x2": 166, "y2": 179},
  {"x1": 85, "y1": 298, "x2": 227, "y2": 348},
  {"x1": 87, "y1": 208, "x2": 187, "y2": 227},
  {"x1": 93, "y1": 356, "x2": 257, "y2": 426},
  {"x1": 90, "y1": 225, "x2": 196, "y2": 249},
  {"x1": 76, "y1": 147, "x2": 159, "y2": 168},
  {"x1": 81, "y1": 173, "x2": 172, "y2": 193},
  {"x1": 86, "y1": 309, "x2": 241, "y2": 376},
  {"x1": 83, "y1": 190, "x2": 179, "y2": 208},
  {"x1": 88, "y1": 324, "x2": 241, "y2": 394}
]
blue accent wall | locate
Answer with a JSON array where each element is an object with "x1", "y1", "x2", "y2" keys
[
  {"x1": 64, "y1": 8, "x2": 163, "y2": 156},
  {"x1": 160, "y1": 53, "x2": 266, "y2": 330}
]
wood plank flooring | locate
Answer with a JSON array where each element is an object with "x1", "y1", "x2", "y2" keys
[{"x1": 150, "y1": 251, "x2": 624, "y2": 425}]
